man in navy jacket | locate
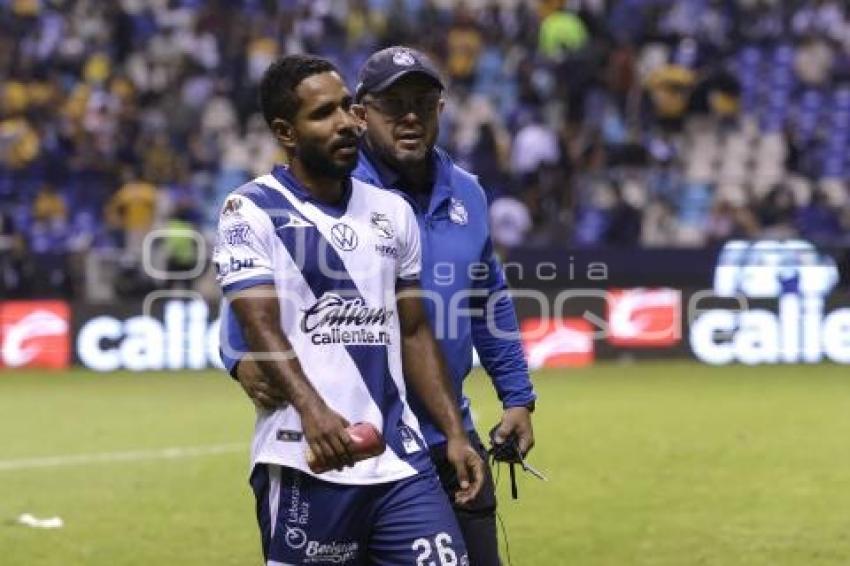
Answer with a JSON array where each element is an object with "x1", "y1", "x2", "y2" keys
[{"x1": 230, "y1": 47, "x2": 537, "y2": 565}]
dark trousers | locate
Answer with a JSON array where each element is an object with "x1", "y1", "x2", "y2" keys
[{"x1": 429, "y1": 430, "x2": 501, "y2": 566}]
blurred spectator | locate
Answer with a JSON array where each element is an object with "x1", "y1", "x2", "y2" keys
[
  {"x1": 538, "y1": 9, "x2": 588, "y2": 60},
  {"x1": 511, "y1": 112, "x2": 561, "y2": 180},
  {"x1": 604, "y1": 183, "x2": 642, "y2": 246},
  {"x1": 796, "y1": 190, "x2": 843, "y2": 243},
  {"x1": 792, "y1": 0, "x2": 845, "y2": 41},
  {"x1": 32, "y1": 184, "x2": 67, "y2": 225},
  {"x1": 642, "y1": 199, "x2": 679, "y2": 247},
  {"x1": 706, "y1": 200, "x2": 760, "y2": 243},
  {"x1": 758, "y1": 185, "x2": 797, "y2": 239},
  {"x1": 645, "y1": 64, "x2": 695, "y2": 131},
  {"x1": 467, "y1": 121, "x2": 511, "y2": 196},
  {"x1": 0, "y1": 204, "x2": 24, "y2": 297},
  {"x1": 445, "y1": 4, "x2": 483, "y2": 88},
  {"x1": 490, "y1": 196, "x2": 532, "y2": 258},
  {"x1": 1, "y1": 0, "x2": 850, "y2": 295},
  {"x1": 691, "y1": 68, "x2": 741, "y2": 122},
  {"x1": 0, "y1": 116, "x2": 40, "y2": 169},
  {"x1": 164, "y1": 205, "x2": 200, "y2": 290},
  {"x1": 794, "y1": 36, "x2": 834, "y2": 87},
  {"x1": 105, "y1": 168, "x2": 158, "y2": 259}
]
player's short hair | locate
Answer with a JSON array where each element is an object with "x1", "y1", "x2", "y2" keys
[{"x1": 259, "y1": 55, "x2": 339, "y2": 127}]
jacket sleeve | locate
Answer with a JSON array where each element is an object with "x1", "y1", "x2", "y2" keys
[{"x1": 470, "y1": 230, "x2": 537, "y2": 410}]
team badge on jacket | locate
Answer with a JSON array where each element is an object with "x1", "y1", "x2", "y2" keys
[
  {"x1": 449, "y1": 198, "x2": 468, "y2": 225},
  {"x1": 392, "y1": 49, "x2": 416, "y2": 66}
]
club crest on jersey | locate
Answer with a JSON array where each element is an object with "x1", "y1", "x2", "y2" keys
[
  {"x1": 223, "y1": 222, "x2": 252, "y2": 246},
  {"x1": 370, "y1": 212, "x2": 394, "y2": 239},
  {"x1": 449, "y1": 198, "x2": 468, "y2": 225},
  {"x1": 331, "y1": 223, "x2": 358, "y2": 251},
  {"x1": 222, "y1": 197, "x2": 243, "y2": 216}
]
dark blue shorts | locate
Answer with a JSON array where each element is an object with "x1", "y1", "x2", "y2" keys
[{"x1": 250, "y1": 464, "x2": 469, "y2": 565}]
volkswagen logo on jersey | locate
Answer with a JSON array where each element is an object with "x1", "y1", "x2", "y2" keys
[
  {"x1": 331, "y1": 223, "x2": 358, "y2": 251},
  {"x1": 449, "y1": 198, "x2": 468, "y2": 225}
]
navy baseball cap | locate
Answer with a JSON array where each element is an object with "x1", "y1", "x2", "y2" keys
[{"x1": 355, "y1": 47, "x2": 444, "y2": 101}]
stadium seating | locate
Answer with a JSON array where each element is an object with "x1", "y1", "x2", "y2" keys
[{"x1": 1, "y1": 0, "x2": 849, "y2": 297}]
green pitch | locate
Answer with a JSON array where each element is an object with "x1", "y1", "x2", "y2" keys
[{"x1": 2, "y1": 362, "x2": 850, "y2": 565}]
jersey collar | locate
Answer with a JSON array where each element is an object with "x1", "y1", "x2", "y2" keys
[{"x1": 271, "y1": 164, "x2": 353, "y2": 219}]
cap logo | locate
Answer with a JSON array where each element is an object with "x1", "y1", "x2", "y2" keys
[{"x1": 392, "y1": 50, "x2": 416, "y2": 67}]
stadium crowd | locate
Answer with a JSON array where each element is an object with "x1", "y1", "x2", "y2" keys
[{"x1": 2, "y1": 0, "x2": 850, "y2": 299}]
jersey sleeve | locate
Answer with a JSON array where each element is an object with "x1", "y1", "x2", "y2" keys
[
  {"x1": 213, "y1": 195, "x2": 276, "y2": 293},
  {"x1": 396, "y1": 200, "x2": 421, "y2": 284}
]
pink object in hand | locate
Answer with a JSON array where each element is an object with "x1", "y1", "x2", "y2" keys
[{"x1": 306, "y1": 422, "x2": 386, "y2": 473}]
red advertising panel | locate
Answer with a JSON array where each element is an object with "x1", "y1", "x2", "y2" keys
[
  {"x1": 0, "y1": 301, "x2": 71, "y2": 369},
  {"x1": 521, "y1": 318, "x2": 594, "y2": 368},
  {"x1": 607, "y1": 289, "x2": 681, "y2": 348}
]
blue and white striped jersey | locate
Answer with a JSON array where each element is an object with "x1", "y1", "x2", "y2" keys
[{"x1": 214, "y1": 166, "x2": 432, "y2": 485}]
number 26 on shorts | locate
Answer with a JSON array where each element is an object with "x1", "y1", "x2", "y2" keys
[{"x1": 412, "y1": 532, "x2": 461, "y2": 566}]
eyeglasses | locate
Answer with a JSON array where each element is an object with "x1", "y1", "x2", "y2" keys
[{"x1": 363, "y1": 92, "x2": 441, "y2": 119}]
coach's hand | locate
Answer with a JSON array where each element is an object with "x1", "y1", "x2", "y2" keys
[
  {"x1": 446, "y1": 436, "x2": 485, "y2": 505},
  {"x1": 493, "y1": 406, "x2": 535, "y2": 457},
  {"x1": 236, "y1": 359, "x2": 289, "y2": 411},
  {"x1": 300, "y1": 402, "x2": 355, "y2": 472}
]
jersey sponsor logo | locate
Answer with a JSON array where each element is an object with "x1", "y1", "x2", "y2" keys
[
  {"x1": 522, "y1": 318, "x2": 594, "y2": 368},
  {"x1": 448, "y1": 198, "x2": 468, "y2": 225},
  {"x1": 301, "y1": 293, "x2": 393, "y2": 346},
  {"x1": 0, "y1": 301, "x2": 70, "y2": 369},
  {"x1": 214, "y1": 256, "x2": 257, "y2": 277},
  {"x1": 222, "y1": 222, "x2": 252, "y2": 246},
  {"x1": 279, "y1": 212, "x2": 313, "y2": 229},
  {"x1": 285, "y1": 470, "x2": 309, "y2": 527},
  {"x1": 304, "y1": 540, "x2": 359, "y2": 563},
  {"x1": 607, "y1": 288, "x2": 681, "y2": 347},
  {"x1": 398, "y1": 425, "x2": 422, "y2": 454},
  {"x1": 277, "y1": 429, "x2": 303, "y2": 442},
  {"x1": 370, "y1": 212, "x2": 394, "y2": 239},
  {"x1": 222, "y1": 197, "x2": 243, "y2": 216},
  {"x1": 374, "y1": 244, "x2": 398, "y2": 258},
  {"x1": 285, "y1": 525, "x2": 308, "y2": 549},
  {"x1": 330, "y1": 223, "x2": 358, "y2": 251}
]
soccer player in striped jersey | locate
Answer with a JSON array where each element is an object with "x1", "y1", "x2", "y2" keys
[
  {"x1": 214, "y1": 54, "x2": 482, "y2": 565},
  {"x1": 234, "y1": 47, "x2": 538, "y2": 566}
]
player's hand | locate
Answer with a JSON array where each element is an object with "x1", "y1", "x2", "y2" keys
[
  {"x1": 493, "y1": 406, "x2": 535, "y2": 457},
  {"x1": 236, "y1": 359, "x2": 289, "y2": 411},
  {"x1": 446, "y1": 436, "x2": 485, "y2": 505},
  {"x1": 300, "y1": 402, "x2": 355, "y2": 472}
]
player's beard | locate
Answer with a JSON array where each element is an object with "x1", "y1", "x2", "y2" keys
[{"x1": 298, "y1": 137, "x2": 358, "y2": 180}]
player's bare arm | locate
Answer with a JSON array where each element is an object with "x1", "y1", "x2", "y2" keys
[
  {"x1": 396, "y1": 283, "x2": 485, "y2": 505},
  {"x1": 229, "y1": 284, "x2": 354, "y2": 471},
  {"x1": 235, "y1": 358, "x2": 287, "y2": 411}
]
